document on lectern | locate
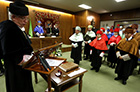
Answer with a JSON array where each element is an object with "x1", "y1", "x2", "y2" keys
[{"x1": 45, "y1": 58, "x2": 65, "y2": 66}]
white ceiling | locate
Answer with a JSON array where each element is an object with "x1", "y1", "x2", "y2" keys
[{"x1": 25, "y1": 0, "x2": 140, "y2": 14}]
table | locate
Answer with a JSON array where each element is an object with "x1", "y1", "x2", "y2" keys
[
  {"x1": 30, "y1": 37, "x2": 62, "y2": 50},
  {"x1": 34, "y1": 64, "x2": 87, "y2": 92},
  {"x1": 51, "y1": 67, "x2": 87, "y2": 92},
  {"x1": 42, "y1": 66, "x2": 87, "y2": 92}
]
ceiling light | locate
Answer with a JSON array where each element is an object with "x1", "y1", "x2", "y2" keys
[
  {"x1": 115, "y1": 0, "x2": 126, "y2": 3},
  {"x1": 78, "y1": 4, "x2": 92, "y2": 9},
  {"x1": 123, "y1": 21, "x2": 129, "y2": 24},
  {"x1": 1, "y1": 0, "x2": 13, "y2": 3},
  {"x1": 53, "y1": 10, "x2": 64, "y2": 14}
]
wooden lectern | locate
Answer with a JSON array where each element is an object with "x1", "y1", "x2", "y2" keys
[
  {"x1": 22, "y1": 42, "x2": 87, "y2": 92},
  {"x1": 22, "y1": 42, "x2": 65, "y2": 92}
]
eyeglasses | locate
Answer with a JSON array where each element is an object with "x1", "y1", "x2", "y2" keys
[{"x1": 16, "y1": 16, "x2": 29, "y2": 21}]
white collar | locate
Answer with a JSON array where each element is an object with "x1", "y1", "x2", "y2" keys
[
  {"x1": 97, "y1": 37, "x2": 101, "y2": 40},
  {"x1": 20, "y1": 27, "x2": 25, "y2": 32},
  {"x1": 133, "y1": 32, "x2": 137, "y2": 35},
  {"x1": 38, "y1": 25, "x2": 41, "y2": 27},
  {"x1": 76, "y1": 33, "x2": 80, "y2": 36},
  {"x1": 126, "y1": 36, "x2": 133, "y2": 41},
  {"x1": 88, "y1": 30, "x2": 93, "y2": 32},
  {"x1": 114, "y1": 35, "x2": 118, "y2": 37},
  {"x1": 69, "y1": 32, "x2": 83, "y2": 42}
]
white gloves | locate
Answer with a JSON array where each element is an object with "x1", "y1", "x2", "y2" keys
[
  {"x1": 84, "y1": 40, "x2": 91, "y2": 44},
  {"x1": 72, "y1": 43, "x2": 78, "y2": 48},
  {"x1": 36, "y1": 32, "x2": 40, "y2": 36},
  {"x1": 116, "y1": 51, "x2": 121, "y2": 58},
  {"x1": 90, "y1": 49, "x2": 92, "y2": 55},
  {"x1": 99, "y1": 52, "x2": 104, "y2": 57},
  {"x1": 110, "y1": 42, "x2": 116, "y2": 46},
  {"x1": 88, "y1": 40, "x2": 91, "y2": 43}
]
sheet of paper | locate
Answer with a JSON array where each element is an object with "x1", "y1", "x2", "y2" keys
[
  {"x1": 45, "y1": 58, "x2": 64, "y2": 66},
  {"x1": 67, "y1": 68, "x2": 86, "y2": 77}
]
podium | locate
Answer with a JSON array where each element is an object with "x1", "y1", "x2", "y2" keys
[
  {"x1": 22, "y1": 42, "x2": 87, "y2": 92},
  {"x1": 22, "y1": 42, "x2": 65, "y2": 92}
]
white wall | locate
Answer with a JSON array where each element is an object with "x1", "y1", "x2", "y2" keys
[{"x1": 100, "y1": 21, "x2": 114, "y2": 30}]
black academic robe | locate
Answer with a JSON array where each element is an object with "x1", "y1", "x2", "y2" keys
[
  {"x1": 46, "y1": 27, "x2": 53, "y2": 34},
  {"x1": 89, "y1": 38, "x2": 108, "y2": 70},
  {"x1": 52, "y1": 28, "x2": 59, "y2": 36},
  {"x1": 107, "y1": 45, "x2": 117, "y2": 63},
  {"x1": 115, "y1": 48, "x2": 137, "y2": 80},
  {"x1": 90, "y1": 47, "x2": 103, "y2": 69},
  {"x1": 0, "y1": 20, "x2": 34, "y2": 92},
  {"x1": 84, "y1": 35, "x2": 95, "y2": 58},
  {"x1": 70, "y1": 41, "x2": 82, "y2": 64}
]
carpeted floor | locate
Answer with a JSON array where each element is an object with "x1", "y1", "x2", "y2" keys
[{"x1": 0, "y1": 51, "x2": 140, "y2": 92}]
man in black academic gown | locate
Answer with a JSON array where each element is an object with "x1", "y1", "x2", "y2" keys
[
  {"x1": 69, "y1": 26, "x2": 83, "y2": 64},
  {"x1": 115, "y1": 27, "x2": 139, "y2": 85},
  {"x1": 84, "y1": 25, "x2": 96, "y2": 60},
  {"x1": 0, "y1": 1, "x2": 34, "y2": 92},
  {"x1": 52, "y1": 24, "x2": 59, "y2": 36}
]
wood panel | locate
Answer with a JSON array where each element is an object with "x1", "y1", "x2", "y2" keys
[
  {"x1": 0, "y1": 1, "x2": 73, "y2": 44},
  {"x1": 0, "y1": 1, "x2": 100, "y2": 45},
  {"x1": 59, "y1": 14, "x2": 73, "y2": 44},
  {"x1": 61, "y1": 47, "x2": 72, "y2": 52},
  {"x1": 0, "y1": 1, "x2": 9, "y2": 22},
  {"x1": 100, "y1": 8, "x2": 140, "y2": 21},
  {"x1": 73, "y1": 10, "x2": 100, "y2": 31},
  {"x1": 30, "y1": 37, "x2": 62, "y2": 50},
  {"x1": 74, "y1": 10, "x2": 88, "y2": 27}
]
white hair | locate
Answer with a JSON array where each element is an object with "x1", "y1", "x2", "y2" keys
[{"x1": 75, "y1": 26, "x2": 81, "y2": 31}]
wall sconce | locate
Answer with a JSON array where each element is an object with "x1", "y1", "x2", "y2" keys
[
  {"x1": 87, "y1": 16, "x2": 95, "y2": 26},
  {"x1": 87, "y1": 16, "x2": 94, "y2": 21}
]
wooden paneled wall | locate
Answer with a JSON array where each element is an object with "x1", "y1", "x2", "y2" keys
[
  {"x1": 0, "y1": 1, "x2": 9, "y2": 22},
  {"x1": 73, "y1": 10, "x2": 100, "y2": 31},
  {"x1": 73, "y1": 10, "x2": 88, "y2": 27},
  {"x1": 100, "y1": 8, "x2": 140, "y2": 21},
  {"x1": 0, "y1": 1, "x2": 73, "y2": 44},
  {"x1": 27, "y1": 6, "x2": 74, "y2": 44},
  {"x1": 0, "y1": 1, "x2": 100, "y2": 44}
]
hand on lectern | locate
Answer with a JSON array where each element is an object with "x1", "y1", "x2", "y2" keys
[{"x1": 18, "y1": 54, "x2": 33, "y2": 66}]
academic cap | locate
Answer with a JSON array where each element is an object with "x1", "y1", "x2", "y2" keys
[
  {"x1": 9, "y1": 1, "x2": 29, "y2": 16},
  {"x1": 38, "y1": 21, "x2": 41, "y2": 23}
]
